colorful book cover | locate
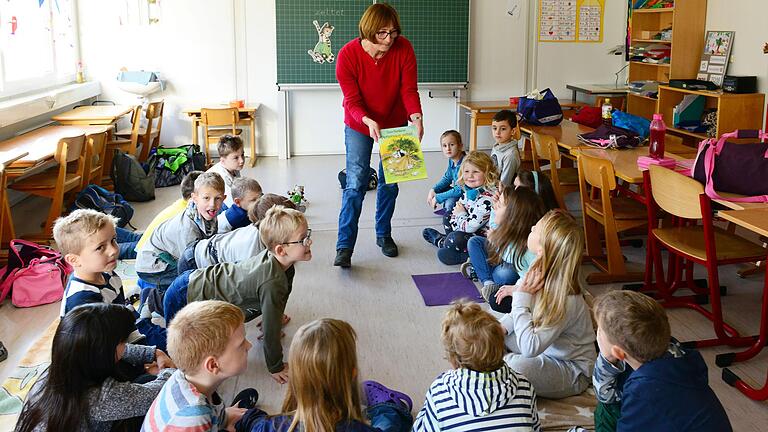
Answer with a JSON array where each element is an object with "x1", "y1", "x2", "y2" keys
[{"x1": 379, "y1": 125, "x2": 428, "y2": 184}]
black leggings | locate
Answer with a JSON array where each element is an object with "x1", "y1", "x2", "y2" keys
[{"x1": 437, "y1": 214, "x2": 475, "y2": 265}]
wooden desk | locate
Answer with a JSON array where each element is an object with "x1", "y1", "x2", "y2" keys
[
  {"x1": 520, "y1": 119, "x2": 595, "y2": 153},
  {"x1": 572, "y1": 147, "x2": 685, "y2": 184},
  {"x1": 714, "y1": 193, "x2": 768, "y2": 211},
  {"x1": 565, "y1": 83, "x2": 629, "y2": 103},
  {"x1": 0, "y1": 125, "x2": 110, "y2": 172},
  {"x1": 716, "y1": 208, "x2": 768, "y2": 400},
  {"x1": 183, "y1": 105, "x2": 260, "y2": 167},
  {"x1": 52, "y1": 105, "x2": 133, "y2": 126},
  {"x1": 457, "y1": 100, "x2": 514, "y2": 151}
]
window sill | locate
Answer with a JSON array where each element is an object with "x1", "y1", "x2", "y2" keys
[{"x1": 0, "y1": 82, "x2": 101, "y2": 129}]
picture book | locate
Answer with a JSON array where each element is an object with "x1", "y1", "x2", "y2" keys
[{"x1": 378, "y1": 125, "x2": 428, "y2": 184}]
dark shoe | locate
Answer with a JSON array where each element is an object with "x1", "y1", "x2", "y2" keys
[
  {"x1": 334, "y1": 248, "x2": 352, "y2": 268},
  {"x1": 0, "y1": 342, "x2": 7, "y2": 363},
  {"x1": 244, "y1": 308, "x2": 261, "y2": 323},
  {"x1": 376, "y1": 237, "x2": 399, "y2": 257},
  {"x1": 460, "y1": 260, "x2": 478, "y2": 281},
  {"x1": 422, "y1": 228, "x2": 445, "y2": 248},
  {"x1": 232, "y1": 388, "x2": 259, "y2": 409}
]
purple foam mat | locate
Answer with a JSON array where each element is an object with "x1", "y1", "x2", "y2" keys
[{"x1": 412, "y1": 272, "x2": 484, "y2": 306}]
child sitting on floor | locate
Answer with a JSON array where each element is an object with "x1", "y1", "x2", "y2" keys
[
  {"x1": 217, "y1": 177, "x2": 263, "y2": 234},
  {"x1": 593, "y1": 290, "x2": 732, "y2": 432},
  {"x1": 142, "y1": 300, "x2": 258, "y2": 432},
  {"x1": 427, "y1": 130, "x2": 466, "y2": 213},
  {"x1": 207, "y1": 134, "x2": 245, "y2": 208},
  {"x1": 178, "y1": 194, "x2": 296, "y2": 273},
  {"x1": 54, "y1": 209, "x2": 166, "y2": 349},
  {"x1": 135, "y1": 172, "x2": 225, "y2": 290},
  {"x1": 163, "y1": 206, "x2": 311, "y2": 383},
  {"x1": 413, "y1": 300, "x2": 540, "y2": 431},
  {"x1": 463, "y1": 187, "x2": 546, "y2": 305},
  {"x1": 235, "y1": 318, "x2": 413, "y2": 432},
  {"x1": 495, "y1": 210, "x2": 596, "y2": 399},
  {"x1": 491, "y1": 110, "x2": 521, "y2": 187},
  {"x1": 16, "y1": 303, "x2": 176, "y2": 432},
  {"x1": 135, "y1": 170, "x2": 203, "y2": 253},
  {"x1": 514, "y1": 169, "x2": 560, "y2": 211},
  {"x1": 423, "y1": 151, "x2": 498, "y2": 265}
]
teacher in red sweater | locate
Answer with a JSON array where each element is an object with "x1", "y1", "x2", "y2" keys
[{"x1": 333, "y1": 3, "x2": 423, "y2": 268}]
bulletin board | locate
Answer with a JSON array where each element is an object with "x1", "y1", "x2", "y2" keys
[{"x1": 538, "y1": 0, "x2": 605, "y2": 43}]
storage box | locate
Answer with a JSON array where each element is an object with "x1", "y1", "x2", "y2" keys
[{"x1": 639, "y1": 30, "x2": 653, "y2": 39}]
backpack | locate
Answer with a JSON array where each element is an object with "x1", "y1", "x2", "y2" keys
[
  {"x1": 71, "y1": 184, "x2": 134, "y2": 228},
  {"x1": 111, "y1": 150, "x2": 156, "y2": 202},
  {"x1": 149, "y1": 144, "x2": 207, "y2": 188},
  {"x1": 0, "y1": 239, "x2": 72, "y2": 308},
  {"x1": 338, "y1": 167, "x2": 378, "y2": 191},
  {"x1": 518, "y1": 88, "x2": 564, "y2": 126}
]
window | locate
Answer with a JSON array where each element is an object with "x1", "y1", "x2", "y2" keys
[{"x1": 0, "y1": 0, "x2": 79, "y2": 98}]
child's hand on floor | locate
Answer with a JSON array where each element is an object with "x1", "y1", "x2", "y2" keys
[
  {"x1": 224, "y1": 406, "x2": 247, "y2": 431},
  {"x1": 155, "y1": 349, "x2": 176, "y2": 370},
  {"x1": 516, "y1": 269, "x2": 544, "y2": 295},
  {"x1": 495, "y1": 285, "x2": 515, "y2": 303},
  {"x1": 271, "y1": 363, "x2": 290, "y2": 384}
]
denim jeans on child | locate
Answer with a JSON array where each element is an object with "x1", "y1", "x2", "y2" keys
[
  {"x1": 466, "y1": 236, "x2": 521, "y2": 286},
  {"x1": 367, "y1": 402, "x2": 414, "y2": 432},
  {"x1": 176, "y1": 241, "x2": 199, "y2": 275},
  {"x1": 116, "y1": 227, "x2": 141, "y2": 260},
  {"x1": 441, "y1": 196, "x2": 458, "y2": 213},
  {"x1": 336, "y1": 126, "x2": 399, "y2": 251},
  {"x1": 162, "y1": 269, "x2": 192, "y2": 324}
]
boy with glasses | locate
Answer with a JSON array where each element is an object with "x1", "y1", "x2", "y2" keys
[{"x1": 163, "y1": 205, "x2": 311, "y2": 384}]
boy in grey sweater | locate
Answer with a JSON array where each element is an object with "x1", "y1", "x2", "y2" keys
[
  {"x1": 163, "y1": 205, "x2": 311, "y2": 384},
  {"x1": 135, "y1": 172, "x2": 225, "y2": 289},
  {"x1": 491, "y1": 109, "x2": 521, "y2": 187}
]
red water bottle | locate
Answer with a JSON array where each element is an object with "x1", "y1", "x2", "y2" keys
[{"x1": 649, "y1": 113, "x2": 666, "y2": 159}]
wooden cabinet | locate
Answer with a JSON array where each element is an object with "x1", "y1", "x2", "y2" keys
[
  {"x1": 627, "y1": 0, "x2": 708, "y2": 119},
  {"x1": 656, "y1": 85, "x2": 765, "y2": 142}
]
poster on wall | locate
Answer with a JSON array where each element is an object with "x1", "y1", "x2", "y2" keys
[
  {"x1": 697, "y1": 31, "x2": 734, "y2": 87},
  {"x1": 538, "y1": 0, "x2": 604, "y2": 43}
]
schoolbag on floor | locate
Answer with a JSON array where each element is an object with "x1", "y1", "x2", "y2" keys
[
  {"x1": 338, "y1": 167, "x2": 378, "y2": 191},
  {"x1": 111, "y1": 150, "x2": 156, "y2": 202},
  {"x1": 149, "y1": 144, "x2": 206, "y2": 188},
  {"x1": 70, "y1": 184, "x2": 134, "y2": 228},
  {"x1": 0, "y1": 239, "x2": 72, "y2": 308}
]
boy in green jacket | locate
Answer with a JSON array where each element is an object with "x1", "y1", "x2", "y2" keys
[{"x1": 163, "y1": 205, "x2": 312, "y2": 384}]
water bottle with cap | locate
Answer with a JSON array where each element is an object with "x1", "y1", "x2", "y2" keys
[
  {"x1": 649, "y1": 113, "x2": 666, "y2": 159},
  {"x1": 601, "y1": 98, "x2": 613, "y2": 126}
]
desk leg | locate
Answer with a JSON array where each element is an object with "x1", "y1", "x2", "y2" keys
[
  {"x1": 470, "y1": 113, "x2": 478, "y2": 152},
  {"x1": 0, "y1": 179, "x2": 15, "y2": 248},
  {"x1": 249, "y1": 115, "x2": 257, "y2": 167},
  {"x1": 191, "y1": 117, "x2": 199, "y2": 147}
]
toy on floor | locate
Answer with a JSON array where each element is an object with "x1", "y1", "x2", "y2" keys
[{"x1": 287, "y1": 185, "x2": 307, "y2": 212}]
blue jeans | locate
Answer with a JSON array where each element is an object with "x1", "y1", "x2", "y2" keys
[
  {"x1": 441, "y1": 196, "x2": 458, "y2": 213},
  {"x1": 162, "y1": 270, "x2": 192, "y2": 324},
  {"x1": 177, "y1": 242, "x2": 198, "y2": 275},
  {"x1": 116, "y1": 227, "x2": 141, "y2": 260},
  {"x1": 367, "y1": 402, "x2": 413, "y2": 432},
  {"x1": 467, "y1": 236, "x2": 521, "y2": 286},
  {"x1": 336, "y1": 126, "x2": 399, "y2": 250}
]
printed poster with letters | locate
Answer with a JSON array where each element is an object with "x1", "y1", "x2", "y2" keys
[
  {"x1": 697, "y1": 31, "x2": 734, "y2": 87},
  {"x1": 539, "y1": 0, "x2": 604, "y2": 43}
]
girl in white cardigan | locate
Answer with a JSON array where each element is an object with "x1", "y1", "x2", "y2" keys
[{"x1": 495, "y1": 210, "x2": 596, "y2": 399}]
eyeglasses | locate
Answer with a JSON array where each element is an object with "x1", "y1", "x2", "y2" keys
[
  {"x1": 375, "y1": 29, "x2": 399, "y2": 40},
  {"x1": 283, "y1": 229, "x2": 312, "y2": 247}
]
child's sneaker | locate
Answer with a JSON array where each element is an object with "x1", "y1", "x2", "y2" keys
[
  {"x1": 362, "y1": 380, "x2": 413, "y2": 411},
  {"x1": 460, "y1": 260, "x2": 478, "y2": 281},
  {"x1": 480, "y1": 282, "x2": 498, "y2": 303},
  {"x1": 422, "y1": 228, "x2": 445, "y2": 248},
  {"x1": 232, "y1": 388, "x2": 260, "y2": 409}
]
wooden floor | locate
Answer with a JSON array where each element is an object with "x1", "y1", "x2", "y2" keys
[{"x1": 1, "y1": 152, "x2": 767, "y2": 430}]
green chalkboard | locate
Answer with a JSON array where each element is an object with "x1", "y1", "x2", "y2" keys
[{"x1": 276, "y1": 0, "x2": 469, "y2": 87}]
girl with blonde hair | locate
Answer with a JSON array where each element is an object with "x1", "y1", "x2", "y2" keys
[
  {"x1": 238, "y1": 319, "x2": 413, "y2": 432},
  {"x1": 423, "y1": 151, "x2": 499, "y2": 265},
  {"x1": 494, "y1": 210, "x2": 596, "y2": 399}
]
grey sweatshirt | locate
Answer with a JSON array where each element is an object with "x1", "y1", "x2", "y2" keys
[
  {"x1": 491, "y1": 140, "x2": 521, "y2": 187},
  {"x1": 193, "y1": 224, "x2": 265, "y2": 268}
]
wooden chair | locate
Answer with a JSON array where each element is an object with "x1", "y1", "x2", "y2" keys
[
  {"x1": 200, "y1": 107, "x2": 243, "y2": 164},
  {"x1": 81, "y1": 131, "x2": 108, "y2": 188},
  {"x1": 643, "y1": 165, "x2": 765, "y2": 349},
  {"x1": 0, "y1": 152, "x2": 28, "y2": 261},
  {"x1": 115, "y1": 100, "x2": 164, "y2": 162},
  {"x1": 531, "y1": 132, "x2": 580, "y2": 209},
  {"x1": 9, "y1": 135, "x2": 87, "y2": 241},
  {"x1": 577, "y1": 152, "x2": 647, "y2": 284},
  {"x1": 107, "y1": 105, "x2": 142, "y2": 167}
]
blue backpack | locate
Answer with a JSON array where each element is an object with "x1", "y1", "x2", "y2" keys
[{"x1": 71, "y1": 184, "x2": 135, "y2": 228}]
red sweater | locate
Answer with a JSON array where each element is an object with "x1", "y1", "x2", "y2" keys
[{"x1": 336, "y1": 36, "x2": 422, "y2": 136}]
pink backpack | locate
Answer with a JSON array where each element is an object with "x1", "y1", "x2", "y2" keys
[{"x1": 0, "y1": 239, "x2": 72, "y2": 308}]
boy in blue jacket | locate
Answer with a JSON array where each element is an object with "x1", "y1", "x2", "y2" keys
[
  {"x1": 427, "y1": 130, "x2": 465, "y2": 213},
  {"x1": 593, "y1": 290, "x2": 731, "y2": 432}
]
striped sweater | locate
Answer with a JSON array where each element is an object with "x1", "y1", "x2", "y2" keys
[
  {"x1": 412, "y1": 365, "x2": 541, "y2": 432},
  {"x1": 141, "y1": 370, "x2": 226, "y2": 432}
]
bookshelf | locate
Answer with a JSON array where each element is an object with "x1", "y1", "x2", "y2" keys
[{"x1": 626, "y1": 0, "x2": 707, "y2": 120}]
